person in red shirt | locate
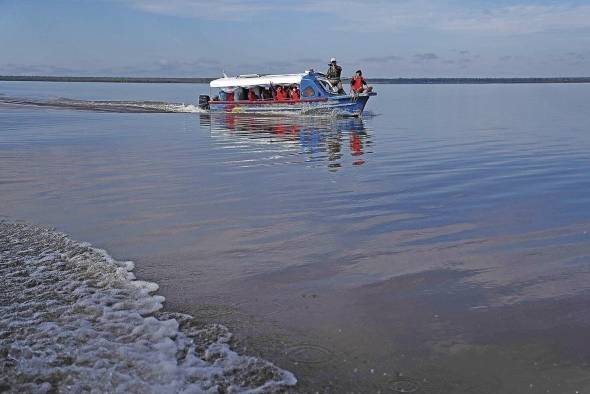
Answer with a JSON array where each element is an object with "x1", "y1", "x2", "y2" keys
[
  {"x1": 290, "y1": 85, "x2": 300, "y2": 101},
  {"x1": 226, "y1": 89, "x2": 234, "y2": 101},
  {"x1": 275, "y1": 86, "x2": 287, "y2": 101},
  {"x1": 350, "y1": 70, "x2": 373, "y2": 95}
]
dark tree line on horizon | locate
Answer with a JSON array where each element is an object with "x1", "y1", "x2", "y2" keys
[{"x1": 1, "y1": 75, "x2": 590, "y2": 84}]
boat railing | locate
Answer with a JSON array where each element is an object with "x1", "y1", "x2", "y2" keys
[{"x1": 209, "y1": 97, "x2": 329, "y2": 104}]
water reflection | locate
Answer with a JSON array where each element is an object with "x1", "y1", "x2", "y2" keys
[{"x1": 200, "y1": 114, "x2": 372, "y2": 170}]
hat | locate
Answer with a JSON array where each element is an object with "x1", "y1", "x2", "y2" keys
[{"x1": 330, "y1": 57, "x2": 337, "y2": 63}]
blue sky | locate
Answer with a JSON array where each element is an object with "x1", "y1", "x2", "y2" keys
[{"x1": 1, "y1": 0, "x2": 590, "y2": 77}]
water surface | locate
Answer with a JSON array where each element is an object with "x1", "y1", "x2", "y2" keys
[{"x1": 2, "y1": 81, "x2": 590, "y2": 393}]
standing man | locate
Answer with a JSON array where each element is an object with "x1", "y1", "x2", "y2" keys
[{"x1": 326, "y1": 57, "x2": 344, "y2": 94}]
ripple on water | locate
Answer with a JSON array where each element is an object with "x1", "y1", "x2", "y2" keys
[
  {"x1": 390, "y1": 378, "x2": 421, "y2": 393},
  {"x1": 286, "y1": 344, "x2": 334, "y2": 364}
]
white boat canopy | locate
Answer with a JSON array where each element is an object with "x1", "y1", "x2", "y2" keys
[{"x1": 210, "y1": 73, "x2": 307, "y2": 88}]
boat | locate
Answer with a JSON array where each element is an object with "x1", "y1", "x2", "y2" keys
[{"x1": 198, "y1": 70, "x2": 376, "y2": 117}]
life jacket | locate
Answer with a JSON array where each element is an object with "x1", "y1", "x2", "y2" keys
[
  {"x1": 276, "y1": 88, "x2": 286, "y2": 101},
  {"x1": 291, "y1": 89, "x2": 300, "y2": 101},
  {"x1": 248, "y1": 90, "x2": 256, "y2": 101},
  {"x1": 351, "y1": 76, "x2": 365, "y2": 91}
]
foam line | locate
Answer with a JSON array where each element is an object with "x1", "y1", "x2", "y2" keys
[{"x1": 0, "y1": 221, "x2": 296, "y2": 393}]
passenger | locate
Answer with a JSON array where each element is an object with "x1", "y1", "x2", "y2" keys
[
  {"x1": 279, "y1": 86, "x2": 287, "y2": 100},
  {"x1": 226, "y1": 89, "x2": 234, "y2": 101},
  {"x1": 270, "y1": 84, "x2": 277, "y2": 100},
  {"x1": 247, "y1": 88, "x2": 258, "y2": 101},
  {"x1": 254, "y1": 86, "x2": 264, "y2": 99},
  {"x1": 326, "y1": 58, "x2": 344, "y2": 94},
  {"x1": 290, "y1": 85, "x2": 300, "y2": 101},
  {"x1": 261, "y1": 87, "x2": 272, "y2": 100},
  {"x1": 235, "y1": 88, "x2": 246, "y2": 101},
  {"x1": 350, "y1": 70, "x2": 373, "y2": 95},
  {"x1": 275, "y1": 86, "x2": 287, "y2": 101}
]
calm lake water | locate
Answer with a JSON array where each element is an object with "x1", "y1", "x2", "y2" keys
[{"x1": 2, "y1": 81, "x2": 590, "y2": 393}]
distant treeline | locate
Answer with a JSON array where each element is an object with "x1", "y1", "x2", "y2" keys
[
  {"x1": 2, "y1": 75, "x2": 590, "y2": 84},
  {"x1": 369, "y1": 77, "x2": 590, "y2": 84},
  {"x1": 0, "y1": 76, "x2": 214, "y2": 83}
]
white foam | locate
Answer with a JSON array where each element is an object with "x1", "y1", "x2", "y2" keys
[
  {"x1": 0, "y1": 96, "x2": 209, "y2": 114},
  {"x1": 165, "y1": 103, "x2": 207, "y2": 113},
  {"x1": 0, "y1": 221, "x2": 296, "y2": 393}
]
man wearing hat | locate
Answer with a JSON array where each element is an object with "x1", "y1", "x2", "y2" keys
[{"x1": 326, "y1": 57, "x2": 344, "y2": 94}]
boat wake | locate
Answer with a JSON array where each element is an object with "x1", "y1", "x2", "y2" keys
[
  {"x1": 0, "y1": 94, "x2": 377, "y2": 118},
  {"x1": 0, "y1": 221, "x2": 296, "y2": 393},
  {"x1": 0, "y1": 95, "x2": 206, "y2": 113}
]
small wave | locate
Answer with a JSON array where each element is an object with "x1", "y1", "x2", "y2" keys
[
  {"x1": 0, "y1": 95, "x2": 206, "y2": 113},
  {"x1": 0, "y1": 221, "x2": 296, "y2": 393},
  {"x1": 360, "y1": 110, "x2": 379, "y2": 118}
]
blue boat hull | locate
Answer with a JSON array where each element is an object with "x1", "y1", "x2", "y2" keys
[{"x1": 207, "y1": 93, "x2": 375, "y2": 117}]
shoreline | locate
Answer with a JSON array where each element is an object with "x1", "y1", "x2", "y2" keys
[
  {"x1": 0, "y1": 220, "x2": 297, "y2": 392},
  {"x1": 2, "y1": 75, "x2": 590, "y2": 84}
]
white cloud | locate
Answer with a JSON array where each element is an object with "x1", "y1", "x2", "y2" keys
[
  {"x1": 441, "y1": 5, "x2": 590, "y2": 34},
  {"x1": 121, "y1": 0, "x2": 286, "y2": 21},
  {"x1": 120, "y1": 0, "x2": 590, "y2": 34}
]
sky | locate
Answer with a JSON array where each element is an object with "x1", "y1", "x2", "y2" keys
[{"x1": 1, "y1": 0, "x2": 590, "y2": 77}]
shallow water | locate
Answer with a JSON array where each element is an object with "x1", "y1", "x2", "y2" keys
[
  {"x1": 2, "y1": 81, "x2": 590, "y2": 393},
  {"x1": 0, "y1": 221, "x2": 295, "y2": 393}
]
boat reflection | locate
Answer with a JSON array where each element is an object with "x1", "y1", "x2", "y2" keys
[{"x1": 199, "y1": 114, "x2": 372, "y2": 170}]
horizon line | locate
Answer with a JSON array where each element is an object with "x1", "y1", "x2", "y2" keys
[{"x1": 2, "y1": 75, "x2": 590, "y2": 84}]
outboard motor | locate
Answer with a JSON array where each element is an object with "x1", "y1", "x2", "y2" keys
[{"x1": 198, "y1": 95, "x2": 210, "y2": 110}]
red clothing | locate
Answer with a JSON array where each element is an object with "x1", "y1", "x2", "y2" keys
[
  {"x1": 351, "y1": 76, "x2": 366, "y2": 92},
  {"x1": 275, "y1": 88, "x2": 287, "y2": 101},
  {"x1": 291, "y1": 89, "x2": 300, "y2": 101},
  {"x1": 226, "y1": 92, "x2": 234, "y2": 102}
]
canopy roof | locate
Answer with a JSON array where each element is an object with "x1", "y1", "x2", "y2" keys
[{"x1": 210, "y1": 73, "x2": 307, "y2": 88}]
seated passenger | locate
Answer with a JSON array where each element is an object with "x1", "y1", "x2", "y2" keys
[
  {"x1": 260, "y1": 88, "x2": 270, "y2": 100},
  {"x1": 275, "y1": 86, "x2": 287, "y2": 101},
  {"x1": 247, "y1": 88, "x2": 258, "y2": 101},
  {"x1": 226, "y1": 89, "x2": 234, "y2": 101},
  {"x1": 290, "y1": 85, "x2": 300, "y2": 101},
  {"x1": 350, "y1": 70, "x2": 373, "y2": 95},
  {"x1": 235, "y1": 88, "x2": 246, "y2": 101}
]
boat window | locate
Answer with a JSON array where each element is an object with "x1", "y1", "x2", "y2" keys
[{"x1": 302, "y1": 86, "x2": 315, "y2": 97}]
